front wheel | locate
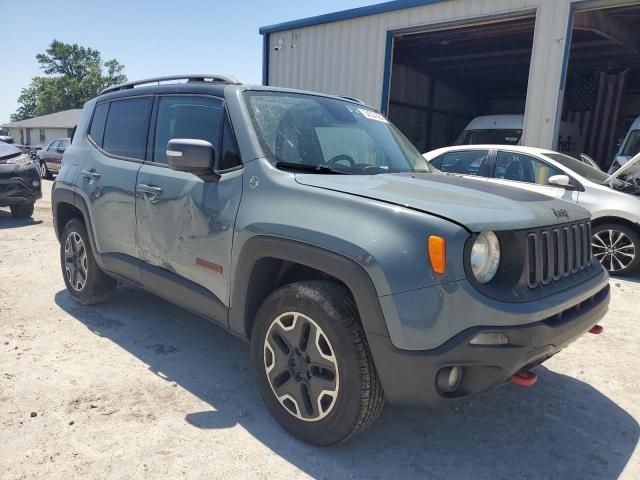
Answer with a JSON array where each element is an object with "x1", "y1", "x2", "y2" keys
[
  {"x1": 60, "y1": 218, "x2": 116, "y2": 304},
  {"x1": 10, "y1": 203, "x2": 34, "y2": 219},
  {"x1": 592, "y1": 223, "x2": 640, "y2": 275},
  {"x1": 251, "y1": 281, "x2": 384, "y2": 446}
]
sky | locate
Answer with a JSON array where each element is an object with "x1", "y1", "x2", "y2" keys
[{"x1": 1, "y1": 0, "x2": 379, "y2": 124}]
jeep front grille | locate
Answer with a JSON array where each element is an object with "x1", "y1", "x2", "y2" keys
[{"x1": 526, "y1": 221, "x2": 592, "y2": 288}]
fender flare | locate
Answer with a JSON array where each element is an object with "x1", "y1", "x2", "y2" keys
[
  {"x1": 52, "y1": 186, "x2": 104, "y2": 270},
  {"x1": 228, "y1": 236, "x2": 390, "y2": 340}
]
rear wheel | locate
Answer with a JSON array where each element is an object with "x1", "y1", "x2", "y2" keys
[
  {"x1": 592, "y1": 223, "x2": 640, "y2": 275},
  {"x1": 251, "y1": 281, "x2": 384, "y2": 446},
  {"x1": 60, "y1": 218, "x2": 116, "y2": 304},
  {"x1": 9, "y1": 203, "x2": 34, "y2": 219}
]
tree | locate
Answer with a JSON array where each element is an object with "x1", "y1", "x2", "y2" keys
[{"x1": 10, "y1": 40, "x2": 127, "y2": 122}]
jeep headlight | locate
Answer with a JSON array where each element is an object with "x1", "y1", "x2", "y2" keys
[{"x1": 470, "y1": 231, "x2": 501, "y2": 284}]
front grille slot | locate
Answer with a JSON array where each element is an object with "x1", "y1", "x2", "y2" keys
[{"x1": 527, "y1": 221, "x2": 592, "y2": 288}]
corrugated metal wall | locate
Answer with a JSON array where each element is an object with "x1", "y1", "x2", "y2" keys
[{"x1": 265, "y1": 0, "x2": 585, "y2": 150}]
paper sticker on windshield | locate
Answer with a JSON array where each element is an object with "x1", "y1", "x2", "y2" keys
[
  {"x1": 358, "y1": 108, "x2": 388, "y2": 123},
  {"x1": 505, "y1": 137, "x2": 519, "y2": 142}
]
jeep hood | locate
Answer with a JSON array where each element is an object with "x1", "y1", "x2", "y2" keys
[{"x1": 295, "y1": 172, "x2": 589, "y2": 232}]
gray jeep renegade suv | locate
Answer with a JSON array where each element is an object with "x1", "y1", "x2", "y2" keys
[{"x1": 52, "y1": 75, "x2": 610, "y2": 445}]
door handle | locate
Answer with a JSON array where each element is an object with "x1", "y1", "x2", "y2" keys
[
  {"x1": 137, "y1": 184, "x2": 163, "y2": 201},
  {"x1": 81, "y1": 170, "x2": 101, "y2": 183}
]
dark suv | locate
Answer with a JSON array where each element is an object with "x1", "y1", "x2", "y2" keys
[
  {"x1": 1, "y1": 142, "x2": 42, "y2": 218},
  {"x1": 52, "y1": 75, "x2": 609, "y2": 445}
]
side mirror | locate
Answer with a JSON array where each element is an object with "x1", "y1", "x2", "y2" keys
[
  {"x1": 56, "y1": 148, "x2": 65, "y2": 154},
  {"x1": 548, "y1": 174, "x2": 572, "y2": 188},
  {"x1": 166, "y1": 138, "x2": 219, "y2": 181}
]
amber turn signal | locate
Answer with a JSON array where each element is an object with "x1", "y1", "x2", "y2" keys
[{"x1": 428, "y1": 235, "x2": 446, "y2": 275}]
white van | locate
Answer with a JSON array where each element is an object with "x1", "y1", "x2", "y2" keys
[
  {"x1": 609, "y1": 116, "x2": 640, "y2": 173},
  {"x1": 455, "y1": 114, "x2": 583, "y2": 158}
]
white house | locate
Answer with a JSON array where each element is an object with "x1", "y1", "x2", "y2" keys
[{"x1": 2, "y1": 109, "x2": 82, "y2": 147}]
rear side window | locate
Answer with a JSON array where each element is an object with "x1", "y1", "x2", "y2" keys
[
  {"x1": 103, "y1": 97, "x2": 153, "y2": 160},
  {"x1": 89, "y1": 103, "x2": 109, "y2": 147},
  {"x1": 432, "y1": 150, "x2": 490, "y2": 176},
  {"x1": 153, "y1": 95, "x2": 223, "y2": 164}
]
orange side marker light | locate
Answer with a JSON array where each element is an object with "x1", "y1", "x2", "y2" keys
[{"x1": 428, "y1": 235, "x2": 446, "y2": 275}]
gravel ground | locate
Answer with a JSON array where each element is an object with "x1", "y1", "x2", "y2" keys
[{"x1": 1, "y1": 180, "x2": 638, "y2": 480}]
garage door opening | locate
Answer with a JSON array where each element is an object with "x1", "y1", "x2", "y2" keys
[
  {"x1": 387, "y1": 15, "x2": 536, "y2": 153},
  {"x1": 562, "y1": 4, "x2": 640, "y2": 171}
]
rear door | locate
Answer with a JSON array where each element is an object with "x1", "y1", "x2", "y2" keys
[
  {"x1": 430, "y1": 149, "x2": 491, "y2": 177},
  {"x1": 80, "y1": 96, "x2": 152, "y2": 259},
  {"x1": 135, "y1": 94, "x2": 243, "y2": 309}
]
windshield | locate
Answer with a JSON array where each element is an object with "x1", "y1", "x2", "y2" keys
[
  {"x1": 245, "y1": 92, "x2": 429, "y2": 174},
  {"x1": 621, "y1": 130, "x2": 640, "y2": 157},
  {"x1": 544, "y1": 152, "x2": 610, "y2": 183},
  {"x1": 455, "y1": 129, "x2": 522, "y2": 146}
]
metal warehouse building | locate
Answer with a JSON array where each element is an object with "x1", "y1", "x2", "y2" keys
[{"x1": 260, "y1": 0, "x2": 640, "y2": 168}]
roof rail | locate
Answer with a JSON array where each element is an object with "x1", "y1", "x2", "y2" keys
[
  {"x1": 339, "y1": 95, "x2": 367, "y2": 106},
  {"x1": 100, "y1": 74, "x2": 239, "y2": 95}
]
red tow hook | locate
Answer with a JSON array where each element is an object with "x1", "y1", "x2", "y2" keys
[
  {"x1": 589, "y1": 325, "x2": 604, "y2": 335},
  {"x1": 511, "y1": 370, "x2": 538, "y2": 387}
]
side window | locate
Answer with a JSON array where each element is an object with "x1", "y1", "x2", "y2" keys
[
  {"x1": 433, "y1": 150, "x2": 490, "y2": 176},
  {"x1": 220, "y1": 116, "x2": 242, "y2": 170},
  {"x1": 103, "y1": 97, "x2": 153, "y2": 160},
  {"x1": 153, "y1": 95, "x2": 223, "y2": 164},
  {"x1": 48, "y1": 140, "x2": 59, "y2": 151},
  {"x1": 89, "y1": 102, "x2": 109, "y2": 147},
  {"x1": 496, "y1": 151, "x2": 562, "y2": 185}
]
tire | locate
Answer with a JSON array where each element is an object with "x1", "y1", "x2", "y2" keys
[
  {"x1": 60, "y1": 218, "x2": 116, "y2": 304},
  {"x1": 40, "y1": 162, "x2": 52, "y2": 180},
  {"x1": 592, "y1": 223, "x2": 640, "y2": 276},
  {"x1": 9, "y1": 203, "x2": 34, "y2": 219},
  {"x1": 251, "y1": 280, "x2": 384, "y2": 446}
]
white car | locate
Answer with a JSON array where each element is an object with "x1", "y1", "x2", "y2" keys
[{"x1": 424, "y1": 145, "x2": 640, "y2": 275}]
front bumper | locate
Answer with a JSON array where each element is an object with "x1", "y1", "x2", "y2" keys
[
  {"x1": 0, "y1": 167, "x2": 42, "y2": 206},
  {"x1": 369, "y1": 283, "x2": 610, "y2": 407}
]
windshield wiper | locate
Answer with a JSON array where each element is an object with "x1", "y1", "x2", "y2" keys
[{"x1": 274, "y1": 161, "x2": 349, "y2": 175}]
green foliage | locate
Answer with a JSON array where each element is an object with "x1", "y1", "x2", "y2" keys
[{"x1": 10, "y1": 40, "x2": 127, "y2": 122}]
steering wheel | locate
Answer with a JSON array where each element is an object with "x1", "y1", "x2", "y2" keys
[{"x1": 328, "y1": 154, "x2": 356, "y2": 168}]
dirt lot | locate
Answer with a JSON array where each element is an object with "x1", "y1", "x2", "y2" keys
[{"x1": 1, "y1": 180, "x2": 639, "y2": 479}]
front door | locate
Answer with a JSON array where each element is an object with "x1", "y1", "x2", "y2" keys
[
  {"x1": 135, "y1": 95, "x2": 243, "y2": 309},
  {"x1": 493, "y1": 150, "x2": 580, "y2": 203}
]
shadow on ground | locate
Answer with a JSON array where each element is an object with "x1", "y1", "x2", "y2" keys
[
  {"x1": 0, "y1": 209, "x2": 43, "y2": 229},
  {"x1": 55, "y1": 286, "x2": 638, "y2": 480}
]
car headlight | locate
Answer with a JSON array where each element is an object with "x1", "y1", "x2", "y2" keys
[
  {"x1": 6, "y1": 153, "x2": 32, "y2": 167},
  {"x1": 470, "y1": 231, "x2": 501, "y2": 284}
]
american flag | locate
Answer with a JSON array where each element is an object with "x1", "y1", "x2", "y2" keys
[{"x1": 564, "y1": 70, "x2": 629, "y2": 169}]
